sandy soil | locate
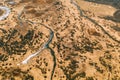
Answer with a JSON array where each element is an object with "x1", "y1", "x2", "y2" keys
[{"x1": 0, "y1": 0, "x2": 120, "y2": 80}]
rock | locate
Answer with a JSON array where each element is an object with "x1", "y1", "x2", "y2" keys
[{"x1": 113, "y1": 9, "x2": 120, "y2": 21}]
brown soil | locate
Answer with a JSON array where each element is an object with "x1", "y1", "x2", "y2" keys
[
  {"x1": 0, "y1": 0, "x2": 120, "y2": 80},
  {"x1": 0, "y1": 9, "x2": 4, "y2": 16}
]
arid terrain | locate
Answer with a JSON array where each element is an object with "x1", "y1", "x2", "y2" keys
[{"x1": 0, "y1": 0, "x2": 120, "y2": 80}]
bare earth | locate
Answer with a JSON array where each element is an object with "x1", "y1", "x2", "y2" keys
[{"x1": 0, "y1": 0, "x2": 120, "y2": 80}]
